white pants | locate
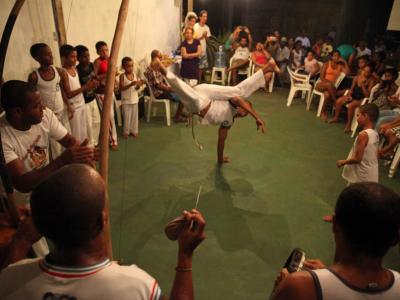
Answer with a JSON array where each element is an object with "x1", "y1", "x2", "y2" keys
[
  {"x1": 86, "y1": 100, "x2": 101, "y2": 146},
  {"x1": 69, "y1": 105, "x2": 89, "y2": 144},
  {"x1": 164, "y1": 70, "x2": 266, "y2": 113},
  {"x1": 49, "y1": 109, "x2": 70, "y2": 160},
  {"x1": 96, "y1": 94, "x2": 118, "y2": 146},
  {"x1": 122, "y1": 103, "x2": 138, "y2": 135}
]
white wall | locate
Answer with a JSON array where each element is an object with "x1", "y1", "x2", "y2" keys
[
  {"x1": 387, "y1": 0, "x2": 400, "y2": 31},
  {"x1": 1, "y1": 0, "x2": 181, "y2": 81}
]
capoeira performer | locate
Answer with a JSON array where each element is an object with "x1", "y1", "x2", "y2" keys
[{"x1": 154, "y1": 56, "x2": 279, "y2": 164}]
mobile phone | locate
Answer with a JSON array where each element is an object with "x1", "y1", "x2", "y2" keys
[{"x1": 283, "y1": 248, "x2": 306, "y2": 273}]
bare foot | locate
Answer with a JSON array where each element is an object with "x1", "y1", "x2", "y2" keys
[
  {"x1": 328, "y1": 118, "x2": 339, "y2": 124},
  {"x1": 323, "y1": 215, "x2": 333, "y2": 222},
  {"x1": 130, "y1": 133, "x2": 139, "y2": 138},
  {"x1": 218, "y1": 156, "x2": 230, "y2": 164},
  {"x1": 344, "y1": 125, "x2": 351, "y2": 133},
  {"x1": 110, "y1": 145, "x2": 119, "y2": 151}
]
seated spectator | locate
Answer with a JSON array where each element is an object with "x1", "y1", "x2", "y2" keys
[
  {"x1": 144, "y1": 50, "x2": 186, "y2": 122},
  {"x1": 271, "y1": 182, "x2": 400, "y2": 300},
  {"x1": 330, "y1": 65, "x2": 375, "y2": 130},
  {"x1": 355, "y1": 40, "x2": 372, "y2": 58},
  {"x1": 180, "y1": 27, "x2": 202, "y2": 86},
  {"x1": 225, "y1": 26, "x2": 242, "y2": 54},
  {"x1": 264, "y1": 35, "x2": 279, "y2": 59},
  {"x1": 227, "y1": 37, "x2": 250, "y2": 85},
  {"x1": 251, "y1": 42, "x2": 275, "y2": 89},
  {"x1": 316, "y1": 50, "x2": 350, "y2": 120},
  {"x1": 275, "y1": 37, "x2": 291, "y2": 83},
  {"x1": 379, "y1": 115, "x2": 400, "y2": 158},
  {"x1": 320, "y1": 37, "x2": 334, "y2": 61},
  {"x1": 0, "y1": 164, "x2": 206, "y2": 299},
  {"x1": 374, "y1": 69, "x2": 400, "y2": 130},
  {"x1": 0, "y1": 80, "x2": 96, "y2": 195},
  {"x1": 312, "y1": 38, "x2": 324, "y2": 59},
  {"x1": 373, "y1": 38, "x2": 386, "y2": 53},
  {"x1": 337, "y1": 43, "x2": 356, "y2": 66},
  {"x1": 290, "y1": 40, "x2": 304, "y2": 70},
  {"x1": 295, "y1": 28, "x2": 311, "y2": 49},
  {"x1": 303, "y1": 51, "x2": 320, "y2": 78},
  {"x1": 371, "y1": 51, "x2": 386, "y2": 78}
]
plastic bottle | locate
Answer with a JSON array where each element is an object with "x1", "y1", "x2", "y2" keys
[{"x1": 215, "y1": 45, "x2": 226, "y2": 68}]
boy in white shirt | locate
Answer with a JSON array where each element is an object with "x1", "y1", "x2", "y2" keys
[
  {"x1": 337, "y1": 103, "x2": 380, "y2": 184},
  {"x1": 194, "y1": 10, "x2": 211, "y2": 82},
  {"x1": 227, "y1": 37, "x2": 250, "y2": 85},
  {"x1": 119, "y1": 57, "x2": 142, "y2": 138}
]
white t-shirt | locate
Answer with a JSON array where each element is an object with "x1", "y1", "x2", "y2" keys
[
  {"x1": 276, "y1": 46, "x2": 290, "y2": 62},
  {"x1": 0, "y1": 108, "x2": 67, "y2": 173},
  {"x1": 232, "y1": 46, "x2": 250, "y2": 61},
  {"x1": 202, "y1": 101, "x2": 236, "y2": 127},
  {"x1": 356, "y1": 47, "x2": 372, "y2": 58},
  {"x1": 194, "y1": 23, "x2": 211, "y2": 56},
  {"x1": 121, "y1": 73, "x2": 139, "y2": 105},
  {"x1": 342, "y1": 129, "x2": 379, "y2": 183},
  {"x1": 311, "y1": 268, "x2": 400, "y2": 300},
  {"x1": 295, "y1": 36, "x2": 311, "y2": 48},
  {"x1": 0, "y1": 258, "x2": 162, "y2": 300},
  {"x1": 304, "y1": 58, "x2": 319, "y2": 74}
]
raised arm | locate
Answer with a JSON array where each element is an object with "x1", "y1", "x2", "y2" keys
[{"x1": 230, "y1": 97, "x2": 265, "y2": 133}]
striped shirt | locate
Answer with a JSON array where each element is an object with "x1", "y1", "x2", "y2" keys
[{"x1": 0, "y1": 258, "x2": 161, "y2": 300}]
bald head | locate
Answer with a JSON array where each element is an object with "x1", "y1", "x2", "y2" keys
[{"x1": 31, "y1": 164, "x2": 105, "y2": 249}]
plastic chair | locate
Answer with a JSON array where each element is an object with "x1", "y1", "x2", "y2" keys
[
  {"x1": 350, "y1": 83, "x2": 380, "y2": 137},
  {"x1": 307, "y1": 72, "x2": 346, "y2": 117},
  {"x1": 286, "y1": 67, "x2": 312, "y2": 107},
  {"x1": 250, "y1": 61, "x2": 275, "y2": 93},
  {"x1": 389, "y1": 146, "x2": 400, "y2": 178},
  {"x1": 227, "y1": 57, "x2": 251, "y2": 86},
  {"x1": 143, "y1": 79, "x2": 171, "y2": 126},
  {"x1": 211, "y1": 67, "x2": 226, "y2": 85}
]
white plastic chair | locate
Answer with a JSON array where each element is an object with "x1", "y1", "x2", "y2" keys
[
  {"x1": 307, "y1": 72, "x2": 346, "y2": 117},
  {"x1": 227, "y1": 56, "x2": 251, "y2": 86},
  {"x1": 143, "y1": 79, "x2": 171, "y2": 126},
  {"x1": 286, "y1": 67, "x2": 312, "y2": 107},
  {"x1": 211, "y1": 67, "x2": 226, "y2": 85},
  {"x1": 350, "y1": 84, "x2": 380, "y2": 137},
  {"x1": 389, "y1": 145, "x2": 400, "y2": 178}
]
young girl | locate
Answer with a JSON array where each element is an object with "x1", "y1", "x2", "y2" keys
[
  {"x1": 119, "y1": 57, "x2": 142, "y2": 138},
  {"x1": 329, "y1": 64, "x2": 375, "y2": 132}
]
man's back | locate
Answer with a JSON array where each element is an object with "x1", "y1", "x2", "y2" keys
[
  {"x1": 0, "y1": 258, "x2": 161, "y2": 300},
  {"x1": 311, "y1": 268, "x2": 400, "y2": 300}
]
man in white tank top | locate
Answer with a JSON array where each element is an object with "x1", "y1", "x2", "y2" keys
[
  {"x1": 155, "y1": 57, "x2": 280, "y2": 163},
  {"x1": 337, "y1": 104, "x2": 380, "y2": 184},
  {"x1": 28, "y1": 43, "x2": 73, "y2": 159},
  {"x1": 271, "y1": 182, "x2": 400, "y2": 300},
  {"x1": 59, "y1": 45, "x2": 99, "y2": 145}
]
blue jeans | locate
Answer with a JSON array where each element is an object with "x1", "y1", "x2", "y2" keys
[{"x1": 376, "y1": 110, "x2": 400, "y2": 130}]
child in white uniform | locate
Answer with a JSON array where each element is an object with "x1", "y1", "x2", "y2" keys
[
  {"x1": 119, "y1": 57, "x2": 142, "y2": 138},
  {"x1": 337, "y1": 103, "x2": 380, "y2": 184},
  {"x1": 60, "y1": 45, "x2": 99, "y2": 143}
]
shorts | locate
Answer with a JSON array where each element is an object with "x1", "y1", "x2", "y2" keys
[{"x1": 199, "y1": 55, "x2": 208, "y2": 69}]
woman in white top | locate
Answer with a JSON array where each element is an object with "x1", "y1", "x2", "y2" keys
[{"x1": 119, "y1": 57, "x2": 142, "y2": 138}]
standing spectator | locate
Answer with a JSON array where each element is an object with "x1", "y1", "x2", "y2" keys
[
  {"x1": 295, "y1": 28, "x2": 311, "y2": 49},
  {"x1": 0, "y1": 164, "x2": 206, "y2": 300},
  {"x1": 356, "y1": 40, "x2": 372, "y2": 58},
  {"x1": 194, "y1": 10, "x2": 211, "y2": 82},
  {"x1": 182, "y1": 11, "x2": 198, "y2": 38},
  {"x1": 180, "y1": 27, "x2": 202, "y2": 86},
  {"x1": 272, "y1": 182, "x2": 400, "y2": 300},
  {"x1": 76, "y1": 45, "x2": 101, "y2": 147}
]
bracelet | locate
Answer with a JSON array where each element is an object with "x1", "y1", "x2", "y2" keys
[{"x1": 175, "y1": 267, "x2": 192, "y2": 272}]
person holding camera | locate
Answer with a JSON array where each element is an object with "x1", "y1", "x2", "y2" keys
[
  {"x1": 271, "y1": 182, "x2": 400, "y2": 300},
  {"x1": 315, "y1": 50, "x2": 350, "y2": 121}
]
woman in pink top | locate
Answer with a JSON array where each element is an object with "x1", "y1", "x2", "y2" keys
[{"x1": 251, "y1": 42, "x2": 276, "y2": 90}]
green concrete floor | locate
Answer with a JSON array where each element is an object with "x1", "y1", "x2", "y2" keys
[{"x1": 108, "y1": 88, "x2": 400, "y2": 300}]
